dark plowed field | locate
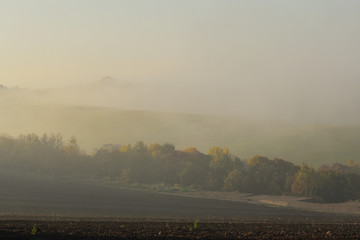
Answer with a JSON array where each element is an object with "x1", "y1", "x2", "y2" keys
[
  {"x1": 1, "y1": 173, "x2": 359, "y2": 238},
  {"x1": 0, "y1": 173, "x2": 323, "y2": 219},
  {"x1": 2, "y1": 219, "x2": 360, "y2": 239}
]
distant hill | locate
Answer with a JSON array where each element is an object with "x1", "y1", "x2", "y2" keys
[
  {"x1": 3, "y1": 78, "x2": 360, "y2": 126},
  {"x1": 1, "y1": 103, "x2": 360, "y2": 166}
]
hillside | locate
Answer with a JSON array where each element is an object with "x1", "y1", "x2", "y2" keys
[
  {"x1": 0, "y1": 172, "x2": 316, "y2": 218},
  {"x1": 1, "y1": 103, "x2": 360, "y2": 166}
]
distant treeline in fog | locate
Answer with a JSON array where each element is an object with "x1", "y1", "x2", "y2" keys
[{"x1": 1, "y1": 133, "x2": 360, "y2": 203}]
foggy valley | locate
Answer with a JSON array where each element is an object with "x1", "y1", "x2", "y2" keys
[
  {"x1": 1, "y1": 0, "x2": 360, "y2": 239},
  {"x1": 1, "y1": 80, "x2": 360, "y2": 166}
]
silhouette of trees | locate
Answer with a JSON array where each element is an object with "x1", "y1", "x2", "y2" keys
[
  {"x1": 208, "y1": 146, "x2": 233, "y2": 189},
  {"x1": 64, "y1": 136, "x2": 80, "y2": 155},
  {"x1": 0, "y1": 133, "x2": 360, "y2": 203},
  {"x1": 291, "y1": 163, "x2": 318, "y2": 197}
]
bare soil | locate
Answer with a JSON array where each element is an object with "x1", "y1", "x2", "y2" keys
[
  {"x1": 2, "y1": 173, "x2": 360, "y2": 239},
  {"x1": 2, "y1": 218, "x2": 360, "y2": 239},
  {"x1": 0, "y1": 173, "x2": 322, "y2": 219},
  {"x1": 168, "y1": 191, "x2": 360, "y2": 215}
]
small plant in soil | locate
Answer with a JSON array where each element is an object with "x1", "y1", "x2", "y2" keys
[{"x1": 31, "y1": 224, "x2": 37, "y2": 235}]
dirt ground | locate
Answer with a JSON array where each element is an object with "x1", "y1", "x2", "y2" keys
[
  {"x1": 167, "y1": 191, "x2": 360, "y2": 215},
  {"x1": 0, "y1": 173, "x2": 325, "y2": 219},
  {"x1": 2, "y1": 218, "x2": 360, "y2": 240},
  {"x1": 2, "y1": 173, "x2": 360, "y2": 239}
]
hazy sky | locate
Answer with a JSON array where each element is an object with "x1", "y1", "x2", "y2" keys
[{"x1": 1, "y1": 0, "x2": 360, "y2": 122}]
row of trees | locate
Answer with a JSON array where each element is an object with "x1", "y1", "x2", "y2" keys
[{"x1": 0, "y1": 133, "x2": 360, "y2": 203}]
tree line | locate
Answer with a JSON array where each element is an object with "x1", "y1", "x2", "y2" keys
[{"x1": 0, "y1": 133, "x2": 359, "y2": 203}]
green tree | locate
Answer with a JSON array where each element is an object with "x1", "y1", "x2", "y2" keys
[
  {"x1": 133, "y1": 141, "x2": 147, "y2": 154},
  {"x1": 64, "y1": 136, "x2": 80, "y2": 155},
  {"x1": 291, "y1": 163, "x2": 318, "y2": 197},
  {"x1": 208, "y1": 146, "x2": 233, "y2": 189},
  {"x1": 120, "y1": 144, "x2": 132, "y2": 153},
  {"x1": 148, "y1": 143, "x2": 162, "y2": 158},
  {"x1": 224, "y1": 169, "x2": 245, "y2": 191}
]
